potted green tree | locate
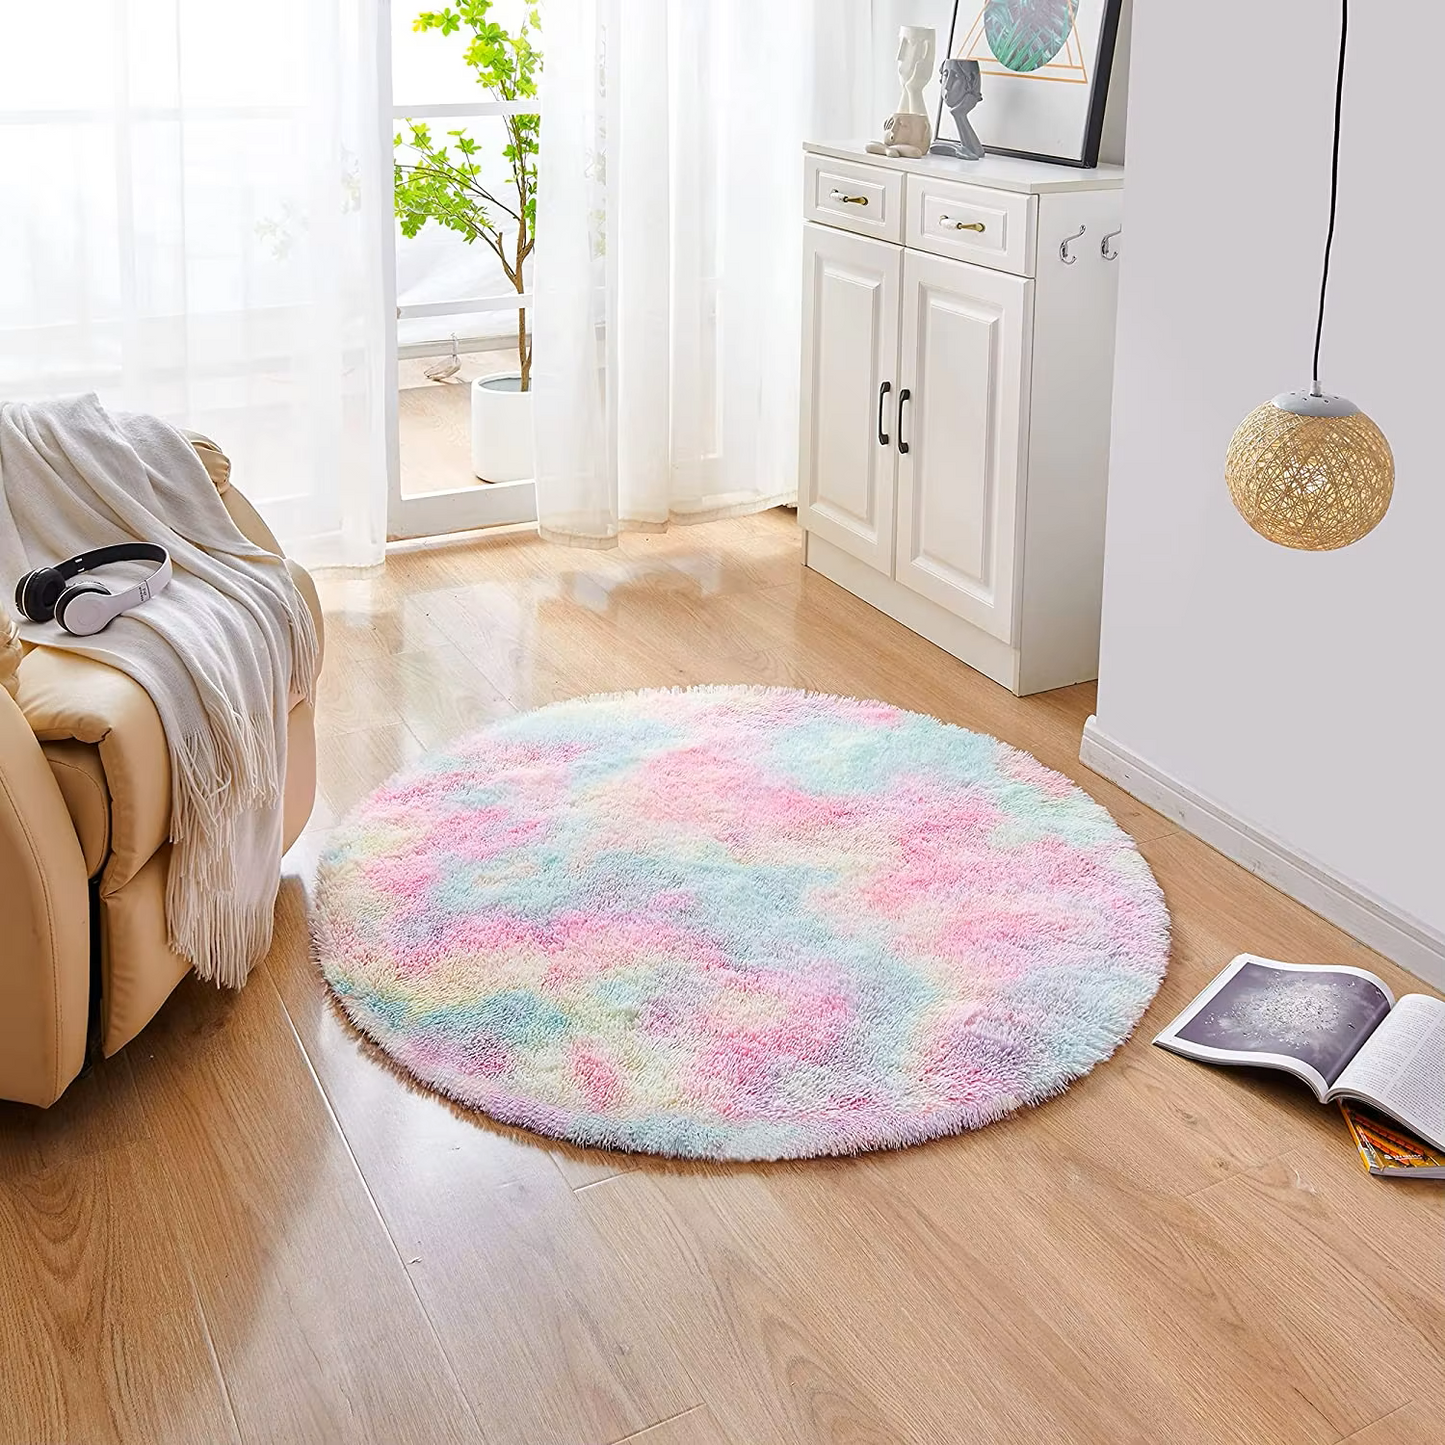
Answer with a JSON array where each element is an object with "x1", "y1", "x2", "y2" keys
[{"x1": 394, "y1": 1, "x2": 540, "y2": 483}]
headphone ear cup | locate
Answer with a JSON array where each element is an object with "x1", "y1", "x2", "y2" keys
[
  {"x1": 53, "y1": 580, "x2": 113, "y2": 636},
  {"x1": 16, "y1": 566, "x2": 65, "y2": 622}
]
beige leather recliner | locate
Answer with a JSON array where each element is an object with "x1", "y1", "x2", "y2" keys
[{"x1": 0, "y1": 434, "x2": 323, "y2": 1107}]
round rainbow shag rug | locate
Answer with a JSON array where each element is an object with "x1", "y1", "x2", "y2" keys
[{"x1": 314, "y1": 687, "x2": 1169, "y2": 1160}]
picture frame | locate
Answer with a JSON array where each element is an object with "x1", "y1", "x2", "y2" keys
[{"x1": 934, "y1": 0, "x2": 1124, "y2": 168}]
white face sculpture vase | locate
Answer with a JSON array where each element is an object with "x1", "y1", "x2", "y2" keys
[{"x1": 895, "y1": 26, "x2": 935, "y2": 116}]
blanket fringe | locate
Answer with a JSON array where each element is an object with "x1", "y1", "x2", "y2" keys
[
  {"x1": 169, "y1": 711, "x2": 282, "y2": 838},
  {"x1": 165, "y1": 709, "x2": 286, "y2": 984},
  {"x1": 163, "y1": 570, "x2": 315, "y2": 986},
  {"x1": 166, "y1": 863, "x2": 277, "y2": 989}
]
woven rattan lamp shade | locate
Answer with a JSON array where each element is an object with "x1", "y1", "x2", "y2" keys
[
  {"x1": 1224, "y1": 0, "x2": 1396, "y2": 552},
  {"x1": 1225, "y1": 395, "x2": 1394, "y2": 551}
]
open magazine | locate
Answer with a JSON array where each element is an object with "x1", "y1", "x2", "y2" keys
[{"x1": 1154, "y1": 954, "x2": 1445, "y2": 1155}]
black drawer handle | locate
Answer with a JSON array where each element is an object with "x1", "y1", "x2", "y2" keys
[
  {"x1": 897, "y1": 388, "x2": 912, "y2": 454},
  {"x1": 877, "y1": 381, "x2": 891, "y2": 446}
]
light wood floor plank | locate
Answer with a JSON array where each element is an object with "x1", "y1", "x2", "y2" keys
[
  {"x1": 315, "y1": 639, "x2": 513, "y2": 746},
  {"x1": 610, "y1": 1404, "x2": 730, "y2": 1445},
  {"x1": 312, "y1": 720, "x2": 428, "y2": 831},
  {"x1": 1343, "y1": 1400, "x2": 1445, "y2": 1444},
  {"x1": 125, "y1": 899, "x2": 480, "y2": 1445},
  {"x1": 1181, "y1": 1145, "x2": 1445, "y2": 1437},
  {"x1": 546, "y1": 1143, "x2": 641, "y2": 1191},
  {"x1": 576, "y1": 1168, "x2": 924, "y2": 1445},
  {"x1": 0, "y1": 1065, "x2": 239, "y2": 1445}
]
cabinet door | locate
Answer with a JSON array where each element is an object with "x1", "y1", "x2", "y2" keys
[
  {"x1": 798, "y1": 222, "x2": 901, "y2": 573},
  {"x1": 894, "y1": 249, "x2": 1032, "y2": 643}
]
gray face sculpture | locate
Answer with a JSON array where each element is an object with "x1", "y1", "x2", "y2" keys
[
  {"x1": 943, "y1": 57, "x2": 982, "y2": 112},
  {"x1": 929, "y1": 59, "x2": 984, "y2": 161}
]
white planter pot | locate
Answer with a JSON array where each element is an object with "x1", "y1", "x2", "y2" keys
[{"x1": 470, "y1": 374, "x2": 534, "y2": 483}]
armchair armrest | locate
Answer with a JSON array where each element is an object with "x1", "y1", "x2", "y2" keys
[
  {"x1": 17, "y1": 648, "x2": 172, "y2": 894},
  {"x1": 1, "y1": 606, "x2": 18, "y2": 698},
  {"x1": 0, "y1": 682, "x2": 90, "y2": 1106},
  {"x1": 179, "y1": 428, "x2": 232, "y2": 494}
]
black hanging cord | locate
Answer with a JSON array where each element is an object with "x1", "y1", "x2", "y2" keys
[{"x1": 1312, "y1": 0, "x2": 1348, "y2": 394}]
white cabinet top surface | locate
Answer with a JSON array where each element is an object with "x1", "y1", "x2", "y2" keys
[{"x1": 804, "y1": 141, "x2": 1124, "y2": 195}]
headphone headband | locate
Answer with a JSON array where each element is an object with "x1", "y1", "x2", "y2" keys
[{"x1": 55, "y1": 542, "x2": 169, "y2": 578}]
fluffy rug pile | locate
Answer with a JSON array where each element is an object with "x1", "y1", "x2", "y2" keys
[{"x1": 313, "y1": 687, "x2": 1169, "y2": 1160}]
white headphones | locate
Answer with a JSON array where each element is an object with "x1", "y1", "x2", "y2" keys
[{"x1": 13, "y1": 543, "x2": 173, "y2": 637}]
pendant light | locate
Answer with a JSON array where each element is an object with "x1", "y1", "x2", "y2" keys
[{"x1": 1224, "y1": 0, "x2": 1393, "y2": 551}]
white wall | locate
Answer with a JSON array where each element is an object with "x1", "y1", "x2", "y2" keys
[
  {"x1": 868, "y1": 0, "x2": 1131, "y2": 164},
  {"x1": 1094, "y1": 1, "x2": 1445, "y2": 951}
]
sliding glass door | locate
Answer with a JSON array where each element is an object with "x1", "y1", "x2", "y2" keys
[{"x1": 383, "y1": 0, "x2": 541, "y2": 540}]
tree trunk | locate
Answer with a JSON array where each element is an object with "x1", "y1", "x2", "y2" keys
[{"x1": 516, "y1": 221, "x2": 530, "y2": 391}]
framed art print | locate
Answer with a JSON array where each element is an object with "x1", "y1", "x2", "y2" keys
[{"x1": 935, "y1": 0, "x2": 1124, "y2": 167}]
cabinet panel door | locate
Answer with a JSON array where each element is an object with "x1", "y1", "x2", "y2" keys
[
  {"x1": 894, "y1": 249, "x2": 1032, "y2": 642},
  {"x1": 798, "y1": 223, "x2": 901, "y2": 573}
]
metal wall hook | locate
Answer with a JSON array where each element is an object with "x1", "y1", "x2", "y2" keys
[
  {"x1": 1059, "y1": 225, "x2": 1086, "y2": 265},
  {"x1": 1101, "y1": 228, "x2": 1122, "y2": 261}
]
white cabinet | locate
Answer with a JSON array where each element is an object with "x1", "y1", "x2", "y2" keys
[
  {"x1": 895, "y1": 249, "x2": 1031, "y2": 643},
  {"x1": 799, "y1": 224, "x2": 900, "y2": 573},
  {"x1": 797, "y1": 143, "x2": 1124, "y2": 696}
]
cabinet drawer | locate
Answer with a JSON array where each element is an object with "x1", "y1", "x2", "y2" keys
[
  {"x1": 905, "y1": 175, "x2": 1036, "y2": 276},
  {"x1": 804, "y1": 154, "x2": 904, "y2": 244}
]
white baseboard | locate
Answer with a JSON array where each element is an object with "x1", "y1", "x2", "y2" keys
[{"x1": 1081, "y1": 716, "x2": 1445, "y2": 989}]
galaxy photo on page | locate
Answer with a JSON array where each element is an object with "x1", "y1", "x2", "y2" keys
[{"x1": 1175, "y1": 962, "x2": 1393, "y2": 1086}]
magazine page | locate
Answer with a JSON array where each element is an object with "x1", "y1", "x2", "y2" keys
[
  {"x1": 1153, "y1": 955, "x2": 1395, "y2": 1101},
  {"x1": 1329, "y1": 994, "x2": 1445, "y2": 1153}
]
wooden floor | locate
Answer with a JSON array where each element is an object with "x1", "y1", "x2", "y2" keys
[
  {"x1": 397, "y1": 353, "x2": 513, "y2": 498},
  {"x1": 3, "y1": 509, "x2": 1441, "y2": 1445}
]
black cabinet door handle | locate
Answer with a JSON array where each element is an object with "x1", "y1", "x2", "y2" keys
[
  {"x1": 877, "y1": 381, "x2": 891, "y2": 446},
  {"x1": 897, "y1": 388, "x2": 912, "y2": 454}
]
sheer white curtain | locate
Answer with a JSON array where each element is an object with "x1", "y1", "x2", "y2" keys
[
  {"x1": 532, "y1": 0, "x2": 872, "y2": 545},
  {"x1": 0, "y1": 0, "x2": 390, "y2": 569}
]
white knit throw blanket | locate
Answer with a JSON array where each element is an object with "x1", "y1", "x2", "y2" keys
[{"x1": 0, "y1": 395, "x2": 318, "y2": 987}]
